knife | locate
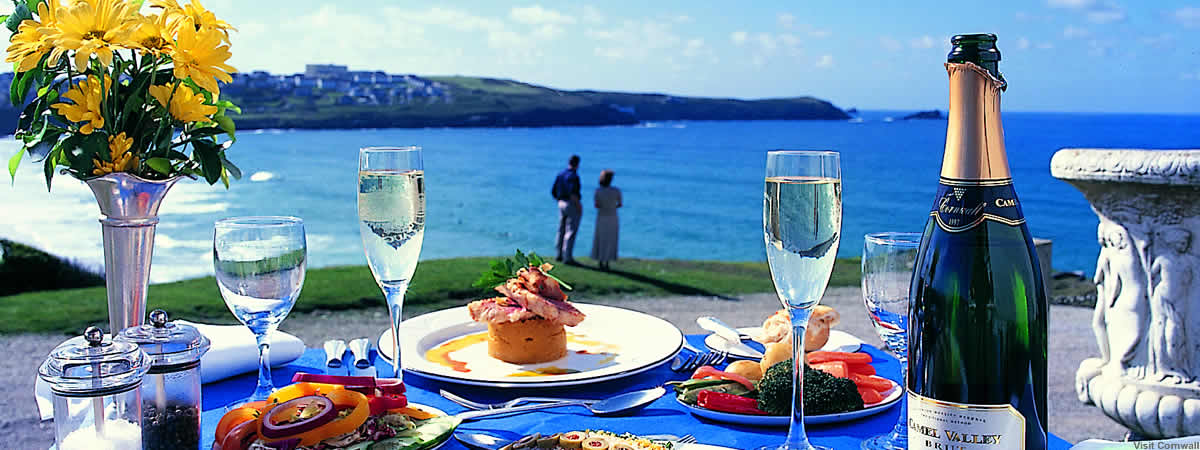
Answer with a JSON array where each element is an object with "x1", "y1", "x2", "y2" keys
[
  {"x1": 323, "y1": 339, "x2": 347, "y2": 373},
  {"x1": 696, "y1": 316, "x2": 765, "y2": 359},
  {"x1": 348, "y1": 338, "x2": 377, "y2": 377}
]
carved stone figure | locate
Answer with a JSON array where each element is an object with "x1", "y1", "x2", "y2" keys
[{"x1": 1053, "y1": 148, "x2": 1200, "y2": 438}]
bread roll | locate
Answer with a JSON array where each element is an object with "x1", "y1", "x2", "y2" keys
[
  {"x1": 760, "y1": 340, "x2": 792, "y2": 374},
  {"x1": 486, "y1": 317, "x2": 567, "y2": 364},
  {"x1": 725, "y1": 360, "x2": 763, "y2": 382}
]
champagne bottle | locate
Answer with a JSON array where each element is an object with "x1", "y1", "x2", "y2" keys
[{"x1": 907, "y1": 34, "x2": 1048, "y2": 449}]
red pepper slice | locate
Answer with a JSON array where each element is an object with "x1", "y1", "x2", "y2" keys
[
  {"x1": 806, "y1": 351, "x2": 873, "y2": 365},
  {"x1": 696, "y1": 390, "x2": 768, "y2": 415},
  {"x1": 368, "y1": 394, "x2": 409, "y2": 416},
  {"x1": 690, "y1": 366, "x2": 756, "y2": 390}
]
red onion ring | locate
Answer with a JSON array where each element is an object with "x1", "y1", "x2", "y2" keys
[{"x1": 260, "y1": 395, "x2": 336, "y2": 439}]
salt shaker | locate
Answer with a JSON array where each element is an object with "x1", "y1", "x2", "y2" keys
[
  {"x1": 39, "y1": 326, "x2": 149, "y2": 450},
  {"x1": 116, "y1": 309, "x2": 211, "y2": 450}
]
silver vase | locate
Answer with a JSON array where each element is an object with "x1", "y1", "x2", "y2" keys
[{"x1": 85, "y1": 172, "x2": 181, "y2": 333}]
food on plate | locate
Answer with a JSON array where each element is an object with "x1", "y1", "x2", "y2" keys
[
  {"x1": 724, "y1": 360, "x2": 763, "y2": 382},
  {"x1": 499, "y1": 431, "x2": 676, "y2": 450},
  {"x1": 757, "y1": 359, "x2": 864, "y2": 416},
  {"x1": 759, "y1": 339, "x2": 792, "y2": 375},
  {"x1": 670, "y1": 357, "x2": 884, "y2": 417},
  {"x1": 468, "y1": 251, "x2": 583, "y2": 364},
  {"x1": 754, "y1": 305, "x2": 841, "y2": 351},
  {"x1": 211, "y1": 374, "x2": 458, "y2": 450}
]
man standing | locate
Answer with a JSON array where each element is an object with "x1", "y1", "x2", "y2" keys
[{"x1": 552, "y1": 155, "x2": 582, "y2": 264}]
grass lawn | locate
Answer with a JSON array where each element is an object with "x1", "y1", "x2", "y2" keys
[{"x1": 0, "y1": 256, "x2": 863, "y2": 335}]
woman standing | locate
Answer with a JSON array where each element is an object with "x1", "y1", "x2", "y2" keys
[{"x1": 591, "y1": 170, "x2": 622, "y2": 270}]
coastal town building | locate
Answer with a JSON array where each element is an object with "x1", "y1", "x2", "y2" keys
[{"x1": 224, "y1": 65, "x2": 451, "y2": 110}]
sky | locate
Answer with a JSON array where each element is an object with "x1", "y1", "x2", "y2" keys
[{"x1": 3, "y1": 0, "x2": 1199, "y2": 113}]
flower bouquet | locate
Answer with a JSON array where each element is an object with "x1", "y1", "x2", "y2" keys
[
  {"x1": 4, "y1": 0, "x2": 240, "y2": 187},
  {"x1": 3, "y1": 0, "x2": 241, "y2": 332}
]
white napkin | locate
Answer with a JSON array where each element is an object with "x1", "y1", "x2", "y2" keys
[
  {"x1": 35, "y1": 323, "x2": 305, "y2": 421},
  {"x1": 1071, "y1": 436, "x2": 1200, "y2": 449}
]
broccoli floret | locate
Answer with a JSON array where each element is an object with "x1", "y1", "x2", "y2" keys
[{"x1": 756, "y1": 359, "x2": 865, "y2": 416}]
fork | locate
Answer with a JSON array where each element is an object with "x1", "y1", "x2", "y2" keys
[
  {"x1": 440, "y1": 389, "x2": 602, "y2": 410},
  {"x1": 670, "y1": 349, "x2": 729, "y2": 372},
  {"x1": 676, "y1": 434, "x2": 698, "y2": 444}
]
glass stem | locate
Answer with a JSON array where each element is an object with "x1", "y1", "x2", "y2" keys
[
  {"x1": 384, "y1": 285, "x2": 408, "y2": 379},
  {"x1": 892, "y1": 354, "x2": 909, "y2": 440},
  {"x1": 785, "y1": 307, "x2": 814, "y2": 449},
  {"x1": 252, "y1": 330, "x2": 273, "y2": 401}
]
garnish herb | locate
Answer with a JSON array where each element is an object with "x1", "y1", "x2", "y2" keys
[{"x1": 471, "y1": 249, "x2": 573, "y2": 291}]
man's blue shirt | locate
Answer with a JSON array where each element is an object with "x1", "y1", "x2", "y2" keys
[{"x1": 553, "y1": 168, "x2": 581, "y2": 201}]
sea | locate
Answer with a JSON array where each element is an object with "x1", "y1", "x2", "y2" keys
[{"x1": 2, "y1": 111, "x2": 1198, "y2": 284}]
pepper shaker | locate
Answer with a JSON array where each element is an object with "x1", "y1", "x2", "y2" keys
[
  {"x1": 39, "y1": 326, "x2": 149, "y2": 450},
  {"x1": 116, "y1": 309, "x2": 211, "y2": 450}
]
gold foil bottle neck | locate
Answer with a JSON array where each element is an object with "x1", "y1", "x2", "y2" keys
[{"x1": 940, "y1": 62, "x2": 1011, "y2": 183}]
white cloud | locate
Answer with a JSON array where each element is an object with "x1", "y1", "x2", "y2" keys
[
  {"x1": 673, "y1": 15, "x2": 693, "y2": 23},
  {"x1": 1063, "y1": 25, "x2": 1090, "y2": 38},
  {"x1": 756, "y1": 33, "x2": 777, "y2": 52},
  {"x1": 815, "y1": 55, "x2": 833, "y2": 69},
  {"x1": 807, "y1": 29, "x2": 832, "y2": 39},
  {"x1": 581, "y1": 5, "x2": 605, "y2": 24},
  {"x1": 1047, "y1": 0, "x2": 1094, "y2": 8},
  {"x1": 778, "y1": 13, "x2": 796, "y2": 29},
  {"x1": 879, "y1": 36, "x2": 903, "y2": 51},
  {"x1": 777, "y1": 33, "x2": 801, "y2": 47},
  {"x1": 586, "y1": 20, "x2": 684, "y2": 63},
  {"x1": 909, "y1": 35, "x2": 936, "y2": 49},
  {"x1": 510, "y1": 5, "x2": 576, "y2": 25},
  {"x1": 1016, "y1": 37, "x2": 1031, "y2": 49},
  {"x1": 1139, "y1": 33, "x2": 1174, "y2": 47},
  {"x1": 1048, "y1": 0, "x2": 1125, "y2": 24},
  {"x1": 1085, "y1": 8, "x2": 1125, "y2": 24},
  {"x1": 1172, "y1": 7, "x2": 1200, "y2": 27},
  {"x1": 731, "y1": 31, "x2": 749, "y2": 45},
  {"x1": 1036, "y1": 42, "x2": 1055, "y2": 49}
]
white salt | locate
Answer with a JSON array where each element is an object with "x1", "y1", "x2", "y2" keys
[{"x1": 59, "y1": 418, "x2": 141, "y2": 450}]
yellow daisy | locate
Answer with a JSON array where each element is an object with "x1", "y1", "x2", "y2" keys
[
  {"x1": 51, "y1": 75, "x2": 110, "y2": 134},
  {"x1": 129, "y1": 13, "x2": 174, "y2": 56},
  {"x1": 48, "y1": 0, "x2": 138, "y2": 70},
  {"x1": 5, "y1": 2, "x2": 61, "y2": 72},
  {"x1": 93, "y1": 132, "x2": 139, "y2": 175},
  {"x1": 149, "y1": 83, "x2": 217, "y2": 123},
  {"x1": 170, "y1": 18, "x2": 235, "y2": 95},
  {"x1": 151, "y1": 0, "x2": 235, "y2": 42}
]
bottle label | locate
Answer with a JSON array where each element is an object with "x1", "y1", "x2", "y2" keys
[
  {"x1": 930, "y1": 178, "x2": 1025, "y2": 233},
  {"x1": 908, "y1": 392, "x2": 1026, "y2": 449}
]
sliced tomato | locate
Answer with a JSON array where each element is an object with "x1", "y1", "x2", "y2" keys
[
  {"x1": 847, "y1": 363, "x2": 876, "y2": 376},
  {"x1": 805, "y1": 351, "x2": 873, "y2": 365},
  {"x1": 690, "y1": 365, "x2": 755, "y2": 390},
  {"x1": 850, "y1": 373, "x2": 894, "y2": 392},
  {"x1": 857, "y1": 386, "x2": 884, "y2": 404},
  {"x1": 368, "y1": 394, "x2": 409, "y2": 416},
  {"x1": 810, "y1": 361, "x2": 849, "y2": 378},
  {"x1": 214, "y1": 407, "x2": 260, "y2": 447}
]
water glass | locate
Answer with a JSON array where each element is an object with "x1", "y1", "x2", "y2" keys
[
  {"x1": 761, "y1": 150, "x2": 842, "y2": 450},
  {"x1": 213, "y1": 216, "x2": 306, "y2": 406},
  {"x1": 358, "y1": 146, "x2": 425, "y2": 378},
  {"x1": 861, "y1": 232, "x2": 922, "y2": 450}
]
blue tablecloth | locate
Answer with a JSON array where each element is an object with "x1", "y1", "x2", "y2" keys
[{"x1": 202, "y1": 335, "x2": 1072, "y2": 449}]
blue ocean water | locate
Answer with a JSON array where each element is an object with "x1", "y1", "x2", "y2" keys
[{"x1": 3, "y1": 111, "x2": 1198, "y2": 282}]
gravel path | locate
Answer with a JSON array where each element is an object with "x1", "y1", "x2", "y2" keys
[{"x1": 1, "y1": 287, "x2": 1125, "y2": 447}]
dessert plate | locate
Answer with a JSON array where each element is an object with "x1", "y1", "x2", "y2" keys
[
  {"x1": 378, "y1": 303, "x2": 684, "y2": 387},
  {"x1": 703, "y1": 328, "x2": 865, "y2": 359},
  {"x1": 677, "y1": 377, "x2": 903, "y2": 426}
]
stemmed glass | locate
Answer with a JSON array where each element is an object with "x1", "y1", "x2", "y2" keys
[
  {"x1": 761, "y1": 150, "x2": 842, "y2": 450},
  {"x1": 861, "y1": 232, "x2": 921, "y2": 450},
  {"x1": 358, "y1": 146, "x2": 425, "y2": 378},
  {"x1": 214, "y1": 216, "x2": 307, "y2": 406}
]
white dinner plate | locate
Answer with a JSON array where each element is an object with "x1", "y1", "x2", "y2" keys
[
  {"x1": 379, "y1": 303, "x2": 684, "y2": 387},
  {"x1": 704, "y1": 328, "x2": 865, "y2": 359},
  {"x1": 677, "y1": 377, "x2": 903, "y2": 426}
]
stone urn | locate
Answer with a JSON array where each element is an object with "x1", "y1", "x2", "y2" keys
[{"x1": 1051, "y1": 148, "x2": 1200, "y2": 438}]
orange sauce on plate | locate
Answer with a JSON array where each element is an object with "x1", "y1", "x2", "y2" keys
[{"x1": 423, "y1": 331, "x2": 622, "y2": 376}]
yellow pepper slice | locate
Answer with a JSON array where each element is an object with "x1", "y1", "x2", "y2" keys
[
  {"x1": 266, "y1": 382, "x2": 343, "y2": 405},
  {"x1": 259, "y1": 389, "x2": 370, "y2": 447}
]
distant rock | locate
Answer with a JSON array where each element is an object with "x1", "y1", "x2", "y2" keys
[
  {"x1": 846, "y1": 107, "x2": 859, "y2": 115},
  {"x1": 902, "y1": 110, "x2": 945, "y2": 120}
]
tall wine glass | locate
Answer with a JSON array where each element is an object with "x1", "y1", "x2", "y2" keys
[
  {"x1": 861, "y1": 232, "x2": 921, "y2": 450},
  {"x1": 761, "y1": 150, "x2": 841, "y2": 450},
  {"x1": 214, "y1": 216, "x2": 306, "y2": 406},
  {"x1": 358, "y1": 146, "x2": 425, "y2": 378}
]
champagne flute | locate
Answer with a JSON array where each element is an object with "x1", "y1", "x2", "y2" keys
[
  {"x1": 214, "y1": 216, "x2": 306, "y2": 406},
  {"x1": 861, "y1": 232, "x2": 921, "y2": 450},
  {"x1": 358, "y1": 146, "x2": 425, "y2": 378},
  {"x1": 761, "y1": 150, "x2": 841, "y2": 450}
]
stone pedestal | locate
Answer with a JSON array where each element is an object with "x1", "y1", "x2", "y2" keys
[{"x1": 1051, "y1": 148, "x2": 1200, "y2": 438}]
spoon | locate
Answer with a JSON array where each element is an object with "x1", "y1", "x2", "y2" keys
[
  {"x1": 455, "y1": 386, "x2": 665, "y2": 421},
  {"x1": 455, "y1": 432, "x2": 688, "y2": 450}
]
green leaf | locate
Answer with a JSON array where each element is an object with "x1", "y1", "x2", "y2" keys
[
  {"x1": 220, "y1": 166, "x2": 229, "y2": 189},
  {"x1": 192, "y1": 141, "x2": 222, "y2": 184},
  {"x1": 513, "y1": 250, "x2": 529, "y2": 269},
  {"x1": 219, "y1": 151, "x2": 241, "y2": 179},
  {"x1": 4, "y1": 2, "x2": 30, "y2": 33},
  {"x1": 145, "y1": 157, "x2": 172, "y2": 175},
  {"x1": 8, "y1": 149, "x2": 22, "y2": 182},
  {"x1": 214, "y1": 114, "x2": 236, "y2": 142},
  {"x1": 184, "y1": 126, "x2": 226, "y2": 139},
  {"x1": 10, "y1": 68, "x2": 36, "y2": 107}
]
